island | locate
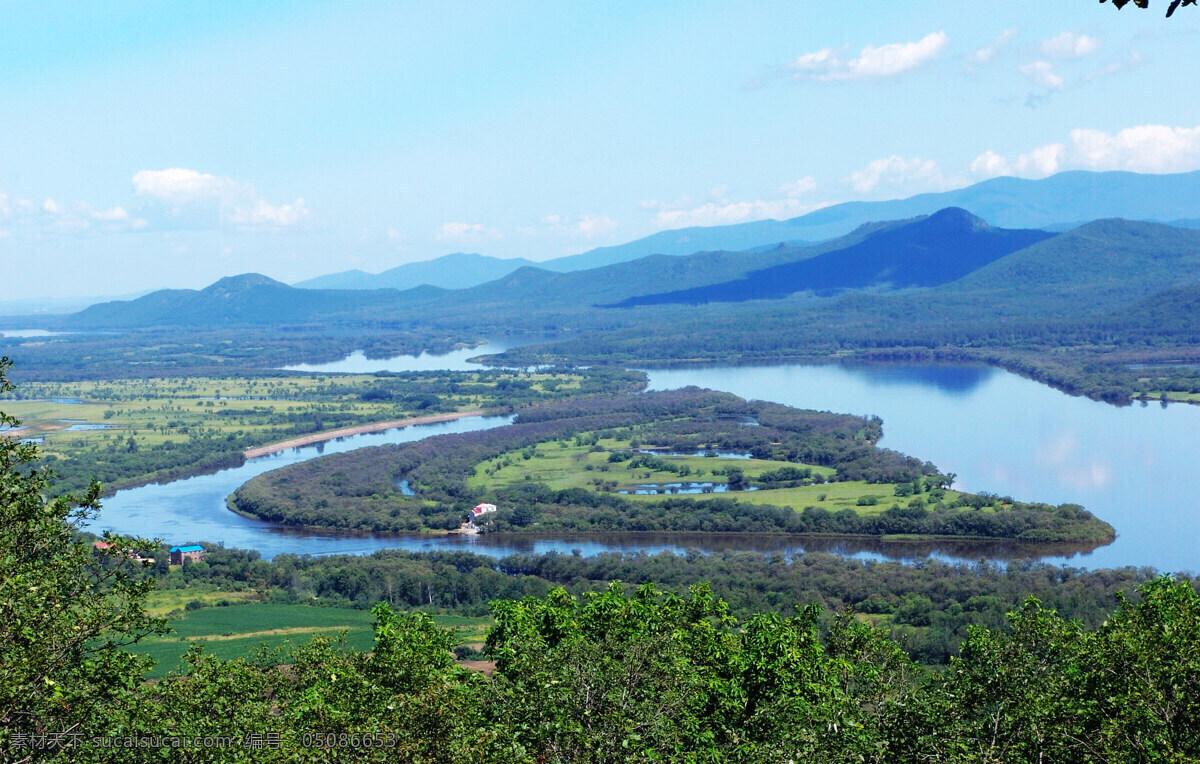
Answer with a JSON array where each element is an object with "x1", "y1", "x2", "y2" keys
[{"x1": 230, "y1": 388, "x2": 1115, "y2": 544}]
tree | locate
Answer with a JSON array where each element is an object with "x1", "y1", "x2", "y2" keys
[
  {"x1": 0, "y1": 357, "x2": 166, "y2": 749},
  {"x1": 1102, "y1": 0, "x2": 1197, "y2": 18}
]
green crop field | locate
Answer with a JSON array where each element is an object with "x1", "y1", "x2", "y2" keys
[{"x1": 127, "y1": 603, "x2": 493, "y2": 677}]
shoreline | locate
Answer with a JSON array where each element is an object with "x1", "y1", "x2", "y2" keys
[
  {"x1": 241, "y1": 409, "x2": 490, "y2": 458},
  {"x1": 209, "y1": 511, "x2": 1114, "y2": 557}
]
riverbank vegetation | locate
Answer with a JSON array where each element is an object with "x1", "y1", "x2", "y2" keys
[
  {"x1": 0, "y1": 367, "x2": 643, "y2": 494},
  {"x1": 232, "y1": 389, "x2": 1114, "y2": 543},
  {"x1": 133, "y1": 541, "x2": 1169, "y2": 667}
]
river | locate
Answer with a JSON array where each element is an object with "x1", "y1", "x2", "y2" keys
[{"x1": 87, "y1": 347, "x2": 1200, "y2": 571}]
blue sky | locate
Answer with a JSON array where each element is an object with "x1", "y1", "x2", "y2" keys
[{"x1": 2, "y1": 1, "x2": 1198, "y2": 299}]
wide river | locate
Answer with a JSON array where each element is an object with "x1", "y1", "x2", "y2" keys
[{"x1": 88, "y1": 346, "x2": 1200, "y2": 572}]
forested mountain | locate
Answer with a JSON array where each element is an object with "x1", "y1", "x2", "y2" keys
[
  {"x1": 938, "y1": 218, "x2": 1200, "y2": 313},
  {"x1": 294, "y1": 252, "x2": 539, "y2": 291},
  {"x1": 445, "y1": 244, "x2": 829, "y2": 308},
  {"x1": 61, "y1": 273, "x2": 417, "y2": 329},
  {"x1": 615, "y1": 208, "x2": 1053, "y2": 306},
  {"x1": 1100, "y1": 283, "x2": 1200, "y2": 342},
  {"x1": 48, "y1": 222, "x2": 897, "y2": 330}
]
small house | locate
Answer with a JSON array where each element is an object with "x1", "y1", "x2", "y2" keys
[
  {"x1": 471, "y1": 502, "x2": 497, "y2": 517},
  {"x1": 169, "y1": 545, "x2": 206, "y2": 565},
  {"x1": 94, "y1": 540, "x2": 155, "y2": 564}
]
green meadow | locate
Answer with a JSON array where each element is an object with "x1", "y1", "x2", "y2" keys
[
  {"x1": 470, "y1": 435, "x2": 966, "y2": 517},
  {"x1": 128, "y1": 603, "x2": 493, "y2": 678}
]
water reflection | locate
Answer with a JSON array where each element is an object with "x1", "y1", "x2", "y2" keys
[
  {"x1": 837, "y1": 362, "x2": 995, "y2": 395},
  {"x1": 646, "y1": 360, "x2": 996, "y2": 396},
  {"x1": 436, "y1": 532, "x2": 1107, "y2": 565},
  {"x1": 281, "y1": 336, "x2": 548, "y2": 374}
]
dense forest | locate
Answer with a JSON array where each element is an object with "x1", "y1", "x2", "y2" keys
[
  {"x1": 232, "y1": 389, "x2": 1114, "y2": 543},
  {"x1": 151, "y1": 543, "x2": 1166, "y2": 666}
]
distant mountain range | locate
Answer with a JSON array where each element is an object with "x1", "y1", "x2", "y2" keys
[
  {"x1": 614, "y1": 208, "x2": 1053, "y2": 307},
  {"x1": 55, "y1": 204, "x2": 1200, "y2": 336},
  {"x1": 293, "y1": 252, "x2": 539, "y2": 291},
  {"x1": 291, "y1": 170, "x2": 1200, "y2": 293}
]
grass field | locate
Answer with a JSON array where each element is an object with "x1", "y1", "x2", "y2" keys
[
  {"x1": 1, "y1": 371, "x2": 580, "y2": 446},
  {"x1": 127, "y1": 603, "x2": 493, "y2": 678},
  {"x1": 143, "y1": 587, "x2": 261, "y2": 617},
  {"x1": 469, "y1": 436, "x2": 961, "y2": 516},
  {"x1": 0, "y1": 370, "x2": 602, "y2": 490}
]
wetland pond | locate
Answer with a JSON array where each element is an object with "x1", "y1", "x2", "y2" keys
[{"x1": 90, "y1": 352, "x2": 1200, "y2": 571}]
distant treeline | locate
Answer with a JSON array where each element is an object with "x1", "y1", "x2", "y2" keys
[{"x1": 0, "y1": 327, "x2": 483, "y2": 381}]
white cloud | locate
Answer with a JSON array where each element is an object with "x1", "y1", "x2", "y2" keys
[
  {"x1": 435, "y1": 221, "x2": 503, "y2": 241},
  {"x1": 846, "y1": 156, "x2": 954, "y2": 194},
  {"x1": 42, "y1": 198, "x2": 61, "y2": 215},
  {"x1": 1019, "y1": 61, "x2": 1064, "y2": 91},
  {"x1": 780, "y1": 176, "x2": 818, "y2": 197},
  {"x1": 968, "y1": 28, "x2": 1018, "y2": 65},
  {"x1": 1071, "y1": 124, "x2": 1200, "y2": 173},
  {"x1": 784, "y1": 31, "x2": 947, "y2": 82},
  {"x1": 227, "y1": 198, "x2": 309, "y2": 227},
  {"x1": 787, "y1": 46, "x2": 844, "y2": 76},
  {"x1": 1083, "y1": 48, "x2": 1144, "y2": 84},
  {"x1": 132, "y1": 168, "x2": 237, "y2": 204},
  {"x1": 1040, "y1": 31, "x2": 1102, "y2": 60},
  {"x1": 846, "y1": 32, "x2": 949, "y2": 79},
  {"x1": 574, "y1": 214, "x2": 618, "y2": 237},
  {"x1": 652, "y1": 198, "x2": 828, "y2": 230},
  {"x1": 131, "y1": 168, "x2": 307, "y2": 229},
  {"x1": 972, "y1": 124, "x2": 1200, "y2": 179},
  {"x1": 533, "y1": 213, "x2": 619, "y2": 239},
  {"x1": 91, "y1": 206, "x2": 130, "y2": 222},
  {"x1": 971, "y1": 145, "x2": 1065, "y2": 179}
]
